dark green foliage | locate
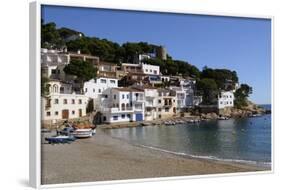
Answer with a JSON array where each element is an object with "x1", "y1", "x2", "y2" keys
[
  {"x1": 196, "y1": 78, "x2": 218, "y2": 105},
  {"x1": 234, "y1": 84, "x2": 253, "y2": 108},
  {"x1": 57, "y1": 27, "x2": 82, "y2": 39},
  {"x1": 201, "y1": 67, "x2": 239, "y2": 90},
  {"x1": 41, "y1": 22, "x2": 64, "y2": 49},
  {"x1": 63, "y1": 59, "x2": 97, "y2": 85}
]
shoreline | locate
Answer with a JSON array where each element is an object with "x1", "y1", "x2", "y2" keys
[{"x1": 41, "y1": 128, "x2": 270, "y2": 185}]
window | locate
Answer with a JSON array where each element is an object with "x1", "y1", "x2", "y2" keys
[
  {"x1": 165, "y1": 108, "x2": 169, "y2": 112},
  {"x1": 55, "y1": 111, "x2": 58, "y2": 115},
  {"x1": 154, "y1": 70, "x2": 157, "y2": 74},
  {"x1": 146, "y1": 69, "x2": 148, "y2": 72},
  {"x1": 110, "y1": 80, "x2": 116, "y2": 84},
  {"x1": 105, "y1": 95, "x2": 108, "y2": 98},
  {"x1": 79, "y1": 99, "x2": 82, "y2": 104},
  {"x1": 127, "y1": 114, "x2": 130, "y2": 119},
  {"x1": 114, "y1": 94, "x2": 116, "y2": 99},
  {"x1": 85, "y1": 88, "x2": 87, "y2": 92},
  {"x1": 158, "y1": 100, "x2": 161, "y2": 103},
  {"x1": 220, "y1": 101, "x2": 223, "y2": 104},
  {"x1": 72, "y1": 99, "x2": 75, "y2": 104},
  {"x1": 150, "y1": 69, "x2": 152, "y2": 72},
  {"x1": 101, "y1": 79, "x2": 106, "y2": 83},
  {"x1": 51, "y1": 69, "x2": 56, "y2": 74},
  {"x1": 127, "y1": 94, "x2": 129, "y2": 99},
  {"x1": 72, "y1": 110, "x2": 75, "y2": 115},
  {"x1": 121, "y1": 114, "x2": 125, "y2": 119},
  {"x1": 158, "y1": 108, "x2": 162, "y2": 112},
  {"x1": 63, "y1": 99, "x2": 67, "y2": 104},
  {"x1": 93, "y1": 89, "x2": 95, "y2": 92},
  {"x1": 113, "y1": 116, "x2": 118, "y2": 120},
  {"x1": 54, "y1": 99, "x2": 59, "y2": 104},
  {"x1": 122, "y1": 94, "x2": 125, "y2": 99},
  {"x1": 98, "y1": 89, "x2": 101, "y2": 93},
  {"x1": 103, "y1": 116, "x2": 106, "y2": 121},
  {"x1": 46, "y1": 112, "x2": 51, "y2": 116}
]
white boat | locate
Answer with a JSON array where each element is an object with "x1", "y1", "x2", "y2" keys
[{"x1": 72, "y1": 128, "x2": 93, "y2": 138}]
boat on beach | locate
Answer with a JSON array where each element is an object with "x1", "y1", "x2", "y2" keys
[
  {"x1": 45, "y1": 135, "x2": 76, "y2": 144},
  {"x1": 72, "y1": 128, "x2": 94, "y2": 138}
]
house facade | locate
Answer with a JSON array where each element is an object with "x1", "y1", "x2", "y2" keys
[
  {"x1": 156, "y1": 89, "x2": 177, "y2": 119},
  {"x1": 217, "y1": 91, "x2": 234, "y2": 109},
  {"x1": 98, "y1": 88, "x2": 145, "y2": 123},
  {"x1": 41, "y1": 80, "x2": 89, "y2": 123}
]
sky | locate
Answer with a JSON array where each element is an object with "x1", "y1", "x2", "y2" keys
[{"x1": 41, "y1": 5, "x2": 272, "y2": 104}]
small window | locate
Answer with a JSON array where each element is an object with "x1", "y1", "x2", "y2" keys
[
  {"x1": 46, "y1": 112, "x2": 51, "y2": 116},
  {"x1": 85, "y1": 88, "x2": 87, "y2": 92},
  {"x1": 127, "y1": 114, "x2": 130, "y2": 118},
  {"x1": 121, "y1": 114, "x2": 125, "y2": 119},
  {"x1": 114, "y1": 95, "x2": 116, "y2": 99},
  {"x1": 79, "y1": 99, "x2": 82, "y2": 104},
  {"x1": 72, "y1": 110, "x2": 75, "y2": 115},
  {"x1": 150, "y1": 69, "x2": 152, "y2": 72},
  {"x1": 63, "y1": 99, "x2": 67, "y2": 104},
  {"x1": 72, "y1": 99, "x2": 75, "y2": 104},
  {"x1": 55, "y1": 111, "x2": 58, "y2": 115},
  {"x1": 145, "y1": 69, "x2": 148, "y2": 72},
  {"x1": 158, "y1": 108, "x2": 161, "y2": 112},
  {"x1": 105, "y1": 95, "x2": 108, "y2": 98},
  {"x1": 113, "y1": 116, "x2": 118, "y2": 120},
  {"x1": 158, "y1": 100, "x2": 161, "y2": 103},
  {"x1": 165, "y1": 108, "x2": 169, "y2": 112},
  {"x1": 127, "y1": 94, "x2": 129, "y2": 99},
  {"x1": 110, "y1": 80, "x2": 116, "y2": 84},
  {"x1": 122, "y1": 94, "x2": 125, "y2": 99},
  {"x1": 51, "y1": 69, "x2": 56, "y2": 74},
  {"x1": 101, "y1": 79, "x2": 106, "y2": 83},
  {"x1": 154, "y1": 70, "x2": 157, "y2": 74},
  {"x1": 98, "y1": 89, "x2": 101, "y2": 93},
  {"x1": 93, "y1": 89, "x2": 95, "y2": 92},
  {"x1": 54, "y1": 99, "x2": 59, "y2": 104}
]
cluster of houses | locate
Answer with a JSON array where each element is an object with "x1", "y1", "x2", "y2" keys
[{"x1": 41, "y1": 47, "x2": 235, "y2": 124}]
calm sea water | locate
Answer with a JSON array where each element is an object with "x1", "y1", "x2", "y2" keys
[{"x1": 106, "y1": 105, "x2": 272, "y2": 166}]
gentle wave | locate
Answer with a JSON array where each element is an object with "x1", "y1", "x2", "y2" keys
[{"x1": 138, "y1": 144, "x2": 271, "y2": 168}]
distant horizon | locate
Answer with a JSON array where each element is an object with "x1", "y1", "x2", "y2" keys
[{"x1": 42, "y1": 5, "x2": 272, "y2": 105}]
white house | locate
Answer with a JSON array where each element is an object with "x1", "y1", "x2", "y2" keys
[
  {"x1": 84, "y1": 77, "x2": 118, "y2": 99},
  {"x1": 41, "y1": 80, "x2": 89, "y2": 123},
  {"x1": 141, "y1": 63, "x2": 160, "y2": 75},
  {"x1": 98, "y1": 88, "x2": 145, "y2": 123},
  {"x1": 217, "y1": 91, "x2": 234, "y2": 109},
  {"x1": 83, "y1": 77, "x2": 118, "y2": 110}
]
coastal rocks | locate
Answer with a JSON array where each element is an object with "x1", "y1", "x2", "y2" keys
[{"x1": 200, "y1": 112, "x2": 218, "y2": 120}]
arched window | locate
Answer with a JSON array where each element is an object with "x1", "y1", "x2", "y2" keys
[
  {"x1": 53, "y1": 84, "x2": 58, "y2": 93},
  {"x1": 126, "y1": 103, "x2": 129, "y2": 109}
]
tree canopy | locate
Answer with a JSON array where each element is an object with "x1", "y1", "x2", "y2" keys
[
  {"x1": 196, "y1": 78, "x2": 218, "y2": 105},
  {"x1": 234, "y1": 84, "x2": 253, "y2": 108},
  {"x1": 63, "y1": 59, "x2": 97, "y2": 83}
]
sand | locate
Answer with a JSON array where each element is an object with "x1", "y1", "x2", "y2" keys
[{"x1": 41, "y1": 128, "x2": 270, "y2": 185}]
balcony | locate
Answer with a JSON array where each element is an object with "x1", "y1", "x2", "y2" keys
[{"x1": 100, "y1": 107, "x2": 134, "y2": 113}]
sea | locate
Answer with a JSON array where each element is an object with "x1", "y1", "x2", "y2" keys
[{"x1": 106, "y1": 104, "x2": 272, "y2": 167}]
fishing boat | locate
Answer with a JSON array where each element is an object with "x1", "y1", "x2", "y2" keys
[{"x1": 72, "y1": 128, "x2": 94, "y2": 138}]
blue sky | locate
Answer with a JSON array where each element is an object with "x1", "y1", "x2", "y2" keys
[{"x1": 42, "y1": 5, "x2": 272, "y2": 104}]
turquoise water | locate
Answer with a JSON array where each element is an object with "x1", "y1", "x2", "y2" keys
[{"x1": 106, "y1": 105, "x2": 271, "y2": 166}]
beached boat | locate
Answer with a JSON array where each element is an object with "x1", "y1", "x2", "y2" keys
[
  {"x1": 72, "y1": 128, "x2": 94, "y2": 138},
  {"x1": 45, "y1": 135, "x2": 76, "y2": 144}
]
